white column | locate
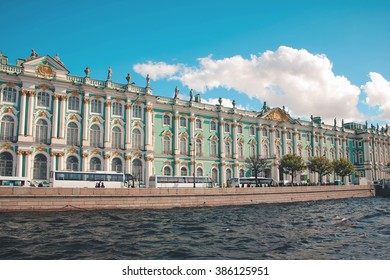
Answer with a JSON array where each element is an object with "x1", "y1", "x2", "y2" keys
[
  {"x1": 18, "y1": 91, "x2": 27, "y2": 136},
  {"x1": 282, "y1": 127, "x2": 287, "y2": 155},
  {"x1": 257, "y1": 123, "x2": 262, "y2": 157},
  {"x1": 145, "y1": 158, "x2": 153, "y2": 187},
  {"x1": 25, "y1": 152, "x2": 32, "y2": 179},
  {"x1": 221, "y1": 164, "x2": 226, "y2": 187},
  {"x1": 145, "y1": 104, "x2": 153, "y2": 151},
  {"x1": 293, "y1": 129, "x2": 299, "y2": 154},
  {"x1": 50, "y1": 153, "x2": 57, "y2": 172},
  {"x1": 219, "y1": 118, "x2": 225, "y2": 158},
  {"x1": 269, "y1": 126, "x2": 276, "y2": 156},
  {"x1": 104, "y1": 155, "x2": 110, "y2": 171},
  {"x1": 104, "y1": 100, "x2": 111, "y2": 147},
  {"x1": 58, "y1": 96, "x2": 67, "y2": 139},
  {"x1": 125, "y1": 103, "x2": 131, "y2": 148},
  {"x1": 174, "y1": 113, "x2": 179, "y2": 155},
  {"x1": 58, "y1": 153, "x2": 64, "y2": 171},
  {"x1": 82, "y1": 97, "x2": 90, "y2": 145},
  {"x1": 232, "y1": 121, "x2": 238, "y2": 159},
  {"x1": 52, "y1": 94, "x2": 59, "y2": 138},
  {"x1": 125, "y1": 156, "x2": 131, "y2": 174},
  {"x1": 82, "y1": 154, "x2": 88, "y2": 171},
  {"x1": 26, "y1": 92, "x2": 36, "y2": 136},
  {"x1": 16, "y1": 151, "x2": 23, "y2": 177}
]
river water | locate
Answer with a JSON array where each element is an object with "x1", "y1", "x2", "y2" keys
[{"x1": 0, "y1": 197, "x2": 389, "y2": 260}]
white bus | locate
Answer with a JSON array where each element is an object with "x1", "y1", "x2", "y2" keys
[
  {"x1": 149, "y1": 175, "x2": 214, "y2": 188},
  {"x1": 227, "y1": 177, "x2": 274, "y2": 188},
  {"x1": 49, "y1": 171, "x2": 135, "y2": 188},
  {"x1": 0, "y1": 176, "x2": 32, "y2": 187}
]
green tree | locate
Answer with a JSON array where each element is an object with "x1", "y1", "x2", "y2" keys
[
  {"x1": 245, "y1": 156, "x2": 270, "y2": 187},
  {"x1": 333, "y1": 158, "x2": 355, "y2": 184},
  {"x1": 307, "y1": 156, "x2": 333, "y2": 185},
  {"x1": 279, "y1": 154, "x2": 305, "y2": 185}
]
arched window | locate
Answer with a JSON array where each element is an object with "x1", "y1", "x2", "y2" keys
[
  {"x1": 2, "y1": 87, "x2": 17, "y2": 103},
  {"x1": 196, "y1": 167, "x2": 203, "y2": 177},
  {"x1": 90, "y1": 124, "x2": 101, "y2": 148},
  {"x1": 239, "y1": 169, "x2": 245, "y2": 178},
  {"x1": 90, "y1": 157, "x2": 101, "y2": 171},
  {"x1": 287, "y1": 131, "x2": 292, "y2": 140},
  {"x1": 0, "y1": 115, "x2": 15, "y2": 141},
  {"x1": 275, "y1": 130, "x2": 280, "y2": 138},
  {"x1": 358, "y1": 151, "x2": 363, "y2": 164},
  {"x1": 225, "y1": 142, "x2": 231, "y2": 157},
  {"x1": 163, "y1": 136, "x2": 171, "y2": 154},
  {"x1": 180, "y1": 137, "x2": 187, "y2": 155},
  {"x1": 132, "y1": 105, "x2": 142, "y2": 118},
  {"x1": 132, "y1": 159, "x2": 143, "y2": 183},
  {"x1": 66, "y1": 156, "x2": 79, "y2": 171},
  {"x1": 36, "y1": 119, "x2": 49, "y2": 144},
  {"x1": 276, "y1": 146, "x2": 281, "y2": 158},
  {"x1": 180, "y1": 117, "x2": 186, "y2": 128},
  {"x1": 181, "y1": 167, "x2": 188, "y2": 176},
  {"x1": 250, "y1": 143, "x2": 256, "y2": 157},
  {"x1": 210, "y1": 140, "x2": 217, "y2": 157},
  {"x1": 37, "y1": 91, "x2": 50, "y2": 107},
  {"x1": 33, "y1": 154, "x2": 48, "y2": 180},
  {"x1": 212, "y1": 168, "x2": 218, "y2": 184},
  {"x1": 91, "y1": 99, "x2": 102, "y2": 113},
  {"x1": 250, "y1": 126, "x2": 255, "y2": 136},
  {"x1": 196, "y1": 119, "x2": 202, "y2": 129},
  {"x1": 238, "y1": 124, "x2": 243, "y2": 134},
  {"x1": 263, "y1": 144, "x2": 269, "y2": 157},
  {"x1": 196, "y1": 139, "x2": 202, "y2": 156},
  {"x1": 262, "y1": 127, "x2": 268, "y2": 136},
  {"x1": 226, "y1": 168, "x2": 232, "y2": 180},
  {"x1": 210, "y1": 120, "x2": 216, "y2": 131},
  {"x1": 0, "y1": 152, "x2": 13, "y2": 176},
  {"x1": 238, "y1": 142, "x2": 244, "y2": 159},
  {"x1": 287, "y1": 146, "x2": 292, "y2": 154},
  {"x1": 68, "y1": 96, "x2": 80, "y2": 111},
  {"x1": 132, "y1": 128, "x2": 142, "y2": 149},
  {"x1": 224, "y1": 123, "x2": 230, "y2": 133},
  {"x1": 163, "y1": 115, "x2": 170, "y2": 126},
  {"x1": 67, "y1": 122, "x2": 79, "y2": 146},
  {"x1": 163, "y1": 166, "x2": 171, "y2": 176},
  {"x1": 111, "y1": 157, "x2": 123, "y2": 172},
  {"x1": 112, "y1": 102, "x2": 123, "y2": 116},
  {"x1": 112, "y1": 126, "x2": 122, "y2": 149}
]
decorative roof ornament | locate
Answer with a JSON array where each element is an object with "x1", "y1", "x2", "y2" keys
[
  {"x1": 126, "y1": 73, "x2": 131, "y2": 84},
  {"x1": 84, "y1": 66, "x2": 90, "y2": 77},
  {"x1": 189, "y1": 89, "x2": 194, "y2": 101},
  {"x1": 107, "y1": 66, "x2": 112, "y2": 80},
  {"x1": 146, "y1": 74, "x2": 150, "y2": 88},
  {"x1": 218, "y1": 97, "x2": 222, "y2": 105},
  {"x1": 232, "y1": 100, "x2": 236, "y2": 108},
  {"x1": 30, "y1": 49, "x2": 39, "y2": 58},
  {"x1": 174, "y1": 86, "x2": 179, "y2": 99}
]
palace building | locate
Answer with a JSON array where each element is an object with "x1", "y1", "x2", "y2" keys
[{"x1": 0, "y1": 50, "x2": 389, "y2": 186}]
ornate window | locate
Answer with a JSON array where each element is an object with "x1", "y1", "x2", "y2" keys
[
  {"x1": 210, "y1": 140, "x2": 218, "y2": 157},
  {"x1": 132, "y1": 159, "x2": 143, "y2": 183},
  {"x1": 196, "y1": 119, "x2": 202, "y2": 129},
  {"x1": 33, "y1": 154, "x2": 48, "y2": 180},
  {"x1": 90, "y1": 157, "x2": 102, "y2": 171},
  {"x1": 0, "y1": 115, "x2": 15, "y2": 141},
  {"x1": 224, "y1": 123, "x2": 230, "y2": 133},
  {"x1": 179, "y1": 137, "x2": 187, "y2": 155},
  {"x1": 196, "y1": 139, "x2": 202, "y2": 156},
  {"x1": 238, "y1": 142, "x2": 244, "y2": 159},
  {"x1": 238, "y1": 124, "x2": 243, "y2": 134},
  {"x1": 111, "y1": 158, "x2": 123, "y2": 172},
  {"x1": 163, "y1": 166, "x2": 171, "y2": 176},
  {"x1": 66, "y1": 156, "x2": 79, "y2": 171},
  {"x1": 132, "y1": 128, "x2": 142, "y2": 149},
  {"x1": 226, "y1": 168, "x2": 232, "y2": 180},
  {"x1": 35, "y1": 119, "x2": 49, "y2": 144},
  {"x1": 180, "y1": 117, "x2": 187, "y2": 128},
  {"x1": 37, "y1": 91, "x2": 50, "y2": 107},
  {"x1": 0, "y1": 152, "x2": 13, "y2": 176},
  {"x1": 262, "y1": 127, "x2": 268, "y2": 136},
  {"x1": 132, "y1": 105, "x2": 142, "y2": 118},
  {"x1": 263, "y1": 144, "x2": 269, "y2": 157},
  {"x1": 250, "y1": 126, "x2": 255, "y2": 136},
  {"x1": 90, "y1": 124, "x2": 101, "y2": 148},
  {"x1": 68, "y1": 96, "x2": 80, "y2": 111},
  {"x1": 163, "y1": 115, "x2": 170, "y2": 126},
  {"x1": 275, "y1": 130, "x2": 280, "y2": 138},
  {"x1": 250, "y1": 143, "x2": 256, "y2": 157},
  {"x1": 180, "y1": 166, "x2": 188, "y2": 176},
  {"x1": 163, "y1": 136, "x2": 171, "y2": 154},
  {"x1": 2, "y1": 87, "x2": 17, "y2": 103},
  {"x1": 66, "y1": 122, "x2": 79, "y2": 146},
  {"x1": 112, "y1": 102, "x2": 123, "y2": 116},
  {"x1": 196, "y1": 167, "x2": 203, "y2": 177},
  {"x1": 112, "y1": 126, "x2": 122, "y2": 149},
  {"x1": 210, "y1": 120, "x2": 216, "y2": 131},
  {"x1": 276, "y1": 146, "x2": 282, "y2": 158},
  {"x1": 91, "y1": 99, "x2": 102, "y2": 113},
  {"x1": 225, "y1": 142, "x2": 231, "y2": 157},
  {"x1": 358, "y1": 151, "x2": 363, "y2": 164},
  {"x1": 239, "y1": 169, "x2": 245, "y2": 178},
  {"x1": 287, "y1": 131, "x2": 292, "y2": 140},
  {"x1": 211, "y1": 168, "x2": 218, "y2": 184}
]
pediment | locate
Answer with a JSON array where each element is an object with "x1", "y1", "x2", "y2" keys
[
  {"x1": 261, "y1": 108, "x2": 291, "y2": 123},
  {"x1": 22, "y1": 55, "x2": 69, "y2": 79}
]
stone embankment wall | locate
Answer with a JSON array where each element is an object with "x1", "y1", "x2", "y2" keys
[{"x1": 0, "y1": 185, "x2": 373, "y2": 212}]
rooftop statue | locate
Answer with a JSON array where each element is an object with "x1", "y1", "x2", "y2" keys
[
  {"x1": 107, "y1": 67, "x2": 112, "y2": 80},
  {"x1": 174, "y1": 86, "x2": 179, "y2": 99}
]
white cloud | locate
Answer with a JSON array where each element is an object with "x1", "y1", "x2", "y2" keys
[
  {"x1": 133, "y1": 61, "x2": 182, "y2": 80},
  {"x1": 133, "y1": 46, "x2": 365, "y2": 123},
  {"x1": 202, "y1": 97, "x2": 247, "y2": 110},
  {"x1": 362, "y1": 72, "x2": 390, "y2": 120}
]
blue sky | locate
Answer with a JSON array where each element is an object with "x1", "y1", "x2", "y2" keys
[{"x1": 1, "y1": 0, "x2": 390, "y2": 125}]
